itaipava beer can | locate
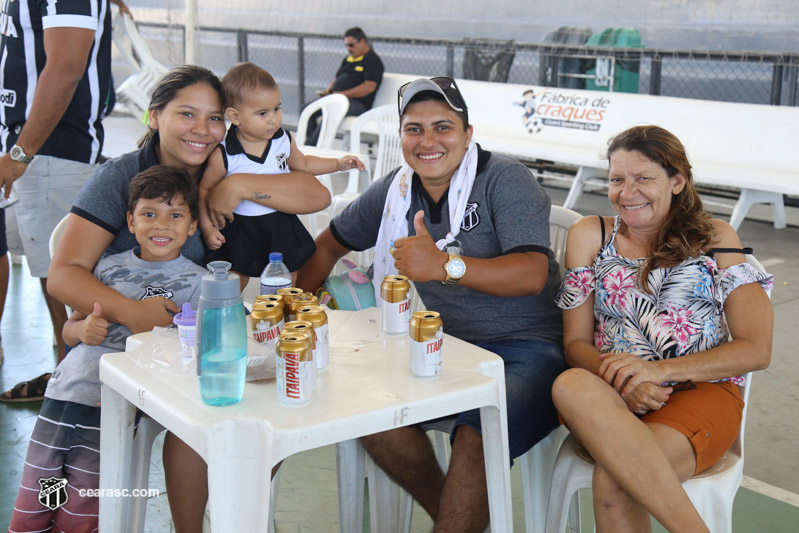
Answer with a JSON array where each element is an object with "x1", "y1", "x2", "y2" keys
[
  {"x1": 250, "y1": 301, "x2": 283, "y2": 349},
  {"x1": 296, "y1": 305, "x2": 329, "y2": 371},
  {"x1": 255, "y1": 294, "x2": 284, "y2": 306},
  {"x1": 381, "y1": 275, "x2": 411, "y2": 335},
  {"x1": 288, "y1": 292, "x2": 319, "y2": 322},
  {"x1": 283, "y1": 320, "x2": 317, "y2": 384},
  {"x1": 409, "y1": 311, "x2": 444, "y2": 379},
  {"x1": 277, "y1": 287, "x2": 304, "y2": 320},
  {"x1": 276, "y1": 335, "x2": 313, "y2": 405}
]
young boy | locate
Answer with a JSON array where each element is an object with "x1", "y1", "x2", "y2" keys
[
  {"x1": 8, "y1": 166, "x2": 208, "y2": 532},
  {"x1": 200, "y1": 61, "x2": 365, "y2": 290}
]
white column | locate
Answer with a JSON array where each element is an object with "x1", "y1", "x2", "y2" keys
[{"x1": 184, "y1": 0, "x2": 197, "y2": 64}]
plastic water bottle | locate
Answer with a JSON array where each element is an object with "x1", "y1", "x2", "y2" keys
[
  {"x1": 196, "y1": 261, "x2": 247, "y2": 406},
  {"x1": 260, "y1": 252, "x2": 292, "y2": 295}
]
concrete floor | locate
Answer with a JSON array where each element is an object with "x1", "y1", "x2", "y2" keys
[{"x1": 1, "y1": 114, "x2": 798, "y2": 531}]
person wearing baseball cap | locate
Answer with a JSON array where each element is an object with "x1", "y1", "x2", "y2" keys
[{"x1": 298, "y1": 76, "x2": 564, "y2": 530}]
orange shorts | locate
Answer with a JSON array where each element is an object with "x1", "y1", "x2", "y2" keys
[
  {"x1": 558, "y1": 381, "x2": 744, "y2": 475},
  {"x1": 643, "y1": 380, "x2": 744, "y2": 474}
]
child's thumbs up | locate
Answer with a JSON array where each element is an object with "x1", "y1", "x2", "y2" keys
[{"x1": 81, "y1": 301, "x2": 109, "y2": 346}]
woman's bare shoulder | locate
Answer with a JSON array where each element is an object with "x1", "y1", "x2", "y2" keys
[
  {"x1": 564, "y1": 215, "x2": 608, "y2": 268},
  {"x1": 709, "y1": 218, "x2": 743, "y2": 248},
  {"x1": 708, "y1": 218, "x2": 747, "y2": 268}
]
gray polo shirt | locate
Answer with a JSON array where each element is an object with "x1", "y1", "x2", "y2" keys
[{"x1": 331, "y1": 147, "x2": 563, "y2": 345}]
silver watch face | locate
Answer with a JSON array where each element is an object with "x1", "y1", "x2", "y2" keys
[
  {"x1": 10, "y1": 146, "x2": 29, "y2": 162},
  {"x1": 446, "y1": 257, "x2": 466, "y2": 278}
]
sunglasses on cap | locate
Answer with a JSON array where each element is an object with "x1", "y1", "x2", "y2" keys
[{"x1": 397, "y1": 77, "x2": 468, "y2": 120}]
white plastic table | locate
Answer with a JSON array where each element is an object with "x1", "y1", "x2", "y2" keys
[{"x1": 99, "y1": 307, "x2": 512, "y2": 532}]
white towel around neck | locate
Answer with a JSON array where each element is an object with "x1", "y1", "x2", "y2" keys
[{"x1": 372, "y1": 140, "x2": 478, "y2": 302}]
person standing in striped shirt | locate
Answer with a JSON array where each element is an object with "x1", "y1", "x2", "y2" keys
[{"x1": 0, "y1": 0, "x2": 118, "y2": 402}]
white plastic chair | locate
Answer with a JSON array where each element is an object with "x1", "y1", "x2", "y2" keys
[
  {"x1": 294, "y1": 94, "x2": 350, "y2": 149},
  {"x1": 295, "y1": 94, "x2": 350, "y2": 237},
  {"x1": 48, "y1": 215, "x2": 72, "y2": 316},
  {"x1": 354, "y1": 205, "x2": 583, "y2": 533},
  {"x1": 111, "y1": 11, "x2": 169, "y2": 119},
  {"x1": 329, "y1": 105, "x2": 402, "y2": 221},
  {"x1": 544, "y1": 253, "x2": 770, "y2": 533},
  {"x1": 327, "y1": 105, "x2": 402, "y2": 268},
  {"x1": 48, "y1": 215, "x2": 69, "y2": 260}
]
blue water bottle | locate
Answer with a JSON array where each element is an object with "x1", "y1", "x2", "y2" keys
[{"x1": 196, "y1": 261, "x2": 247, "y2": 406}]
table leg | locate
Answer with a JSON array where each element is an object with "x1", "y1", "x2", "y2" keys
[
  {"x1": 336, "y1": 438, "x2": 365, "y2": 533},
  {"x1": 480, "y1": 404, "x2": 513, "y2": 533},
  {"x1": 99, "y1": 384, "x2": 138, "y2": 530},
  {"x1": 206, "y1": 428, "x2": 273, "y2": 533}
]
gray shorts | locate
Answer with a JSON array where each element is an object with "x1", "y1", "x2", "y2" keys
[{"x1": 8, "y1": 155, "x2": 96, "y2": 277}]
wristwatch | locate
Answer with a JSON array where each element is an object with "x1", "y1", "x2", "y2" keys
[
  {"x1": 443, "y1": 253, "x2": 466, "y2": 285},
  {"x1": 9, "y1": 145, "x2": 33, "y2": 164}
]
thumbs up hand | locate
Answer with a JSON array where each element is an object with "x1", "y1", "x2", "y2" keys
[
  {"x1": 79, "y1": 302, "x2": 110, "y2": 346},
  {"x1": 392, "y1": 210, "x2": 448, "y2": 282}
]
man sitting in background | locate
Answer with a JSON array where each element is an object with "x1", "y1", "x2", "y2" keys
[{"x1": 305, "y1": 26, "x2": 384, "y2": 146}]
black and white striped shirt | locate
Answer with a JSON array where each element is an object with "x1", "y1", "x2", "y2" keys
[{"x1": 0, "y1": 0, "x2": 111, "y2": 163}]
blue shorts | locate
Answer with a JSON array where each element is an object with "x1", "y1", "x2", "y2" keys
[{"x1": 442, "y1": 338, "x2": 567, "y2": 460}]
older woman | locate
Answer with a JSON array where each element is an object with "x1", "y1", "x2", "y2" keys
[
  {"x1": 553, "y1": 125, "x2": 773, "y2": 532},
  {"x1": 298, "y1": 77, "x2": 565, "y2": 531}
]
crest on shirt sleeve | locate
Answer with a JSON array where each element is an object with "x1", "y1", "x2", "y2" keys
[{"x1": 460, "y1": 202, "x2": 480, "y2": 232}]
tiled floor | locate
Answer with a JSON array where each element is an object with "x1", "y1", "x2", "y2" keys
[{"x1": 2, "y1": 115, "x2": 799, "y2": 531}]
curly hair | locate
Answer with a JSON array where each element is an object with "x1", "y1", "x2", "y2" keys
[{"x1": 606, "y1": 125, "x2": 716, "y2": 293}]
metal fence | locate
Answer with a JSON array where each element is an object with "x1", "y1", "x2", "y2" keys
[{"x1": 115, "y1": 23, "x2": 799, "y2": 127}]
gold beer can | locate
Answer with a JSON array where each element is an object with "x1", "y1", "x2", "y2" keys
[
  {"x1": 283, "y1": 320, "x2": 317, "y2": 384},
  {"x1": 288, "y1": 292, "x2": 319, "y2": 322},
  {"x1": 276, "y1": 335, "x2": 313, "y2": 405},
  {"x1": 277, "y1": 287, "x2": 304, "y2": 318},
  {"x1": 380, "y1": 275, "x2": 411, "y2": 335},
  {"x1": 255, "y1": 294, "x2": 283, "y2": 306},
  {"x1": 296, "y1": 305, "x2": 329, "y2": 371},
  {"x1": 409, "y1": 311, "x2": 444, "y2": 379},
  {"x1": 251, "y1": 302, "x2": 283, "y2": 348}
]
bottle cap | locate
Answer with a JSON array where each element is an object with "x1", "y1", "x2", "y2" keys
[
  {"x1": 173, "y1": 302, "x2": 197, "y2": 327},
  {"x1": 201, "y1": 261, "x2": 241, "y2": 301},
  {"x1": 269, "y1": 252, "x2": 283, "y2": 262}
]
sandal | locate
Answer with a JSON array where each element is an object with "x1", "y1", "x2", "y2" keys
[{"x1": 0, "y1": 372, "x2": 52, "y2": 403}]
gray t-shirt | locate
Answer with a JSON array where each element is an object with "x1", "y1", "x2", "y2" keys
[
  {"x1": 46, "y1": 250, "x2": 206, "y2": 407},
  {"x1": 70, "y1": 135, "x2": 207, "y2": 264},
  {"x1": 331, "y1": 147, "x2": 563, "y2": 344}
]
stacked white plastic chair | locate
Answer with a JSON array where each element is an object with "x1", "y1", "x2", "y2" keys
[
  {"x1": 340, "y1": 205, "x2": 583, "y2": 532},
  {"x1": 294, "y1": 94, "x2": 350, "y2": 237},
  {"x1": 329, "y1": 105, "x2": 402, "y2": 220},
  {"x1": 329, "y1": 105, "x2": 402, "y2": 269},
  {"x1": 544, "y1": 253, "x2": 771, "y2": 533},
  {"x1": 111, "y1": 11, "x2": 168, "y2": 120},
  {"x1": 294, "y1": 94, "x2": 350, "y2": 150}
]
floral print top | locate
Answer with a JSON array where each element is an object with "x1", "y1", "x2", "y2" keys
[{"x1": 555, "y1": 216, "x2": 773, "y2": 385}]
